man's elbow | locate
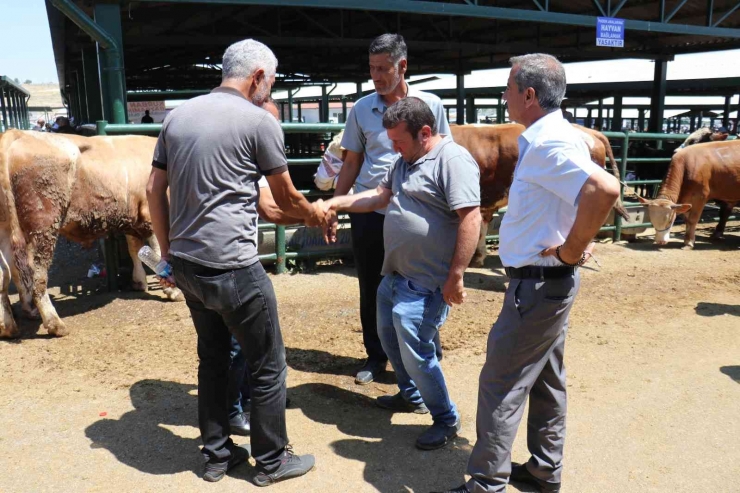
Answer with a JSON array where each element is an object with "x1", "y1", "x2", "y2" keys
[{"x1": 593, "y1": 172, "x2": 620, "y2": 204}]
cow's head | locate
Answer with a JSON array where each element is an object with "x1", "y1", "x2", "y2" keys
[{"x1": 637, "y1": 196, "x2": 691, "y2": 245}]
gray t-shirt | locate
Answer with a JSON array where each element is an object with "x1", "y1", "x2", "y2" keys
[
  {"x1": 379, "y1": 135, "x2": 480, "y2": 292},
  {"x1": 341, "y1": 89, "x2": 451, "y2": 214},
  {"x1": 152, "y1": 87, "x2": 288, "y2": 269}
]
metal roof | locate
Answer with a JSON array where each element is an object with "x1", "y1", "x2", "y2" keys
[{"x1": 47, "y1": 0, "x2": 740, "y2": 94}]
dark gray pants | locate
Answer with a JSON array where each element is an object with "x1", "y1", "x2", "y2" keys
[
  {"x1": 171, "y1": 257, "x2": 288, "y2": 474},
  {"x1": 467, "y1": 271, "x2": 580, "y2": 493}
]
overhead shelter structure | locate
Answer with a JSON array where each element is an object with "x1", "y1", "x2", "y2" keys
[
  {"x1": 46, "y1": 0, "x2": 740, "y2": 128},
  {"x1": 0, "y1": 77, "x2": 31, "y2": 132}
]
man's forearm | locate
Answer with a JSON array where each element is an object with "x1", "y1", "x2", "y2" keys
[
  {"x1": 448, "y1": 209, "x2": 482, "y2": 278},
  {"x1": 148, "y1": 192, "x2": 171, "y2": 257},
  {"x1": 331, "y1": 188, "x2": 388, "y2": 213},
  {"x1": 562, "y1": 175, "x2": 619, "y2": 260},
  {"x1": 334, "y1": 159, "x2": 361, "y2": 197}
]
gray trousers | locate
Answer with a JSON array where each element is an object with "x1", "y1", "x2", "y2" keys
[{"x1": 467, "y1": 271, "x2": 580, "y2": 493}]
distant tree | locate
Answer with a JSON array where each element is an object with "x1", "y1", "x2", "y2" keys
[
  {"x1": 13, "y1": 78, "x2": 19, "y2": 84},
  {"x1": 24, "y1": 79, "x2": 32, "y2": 84}
]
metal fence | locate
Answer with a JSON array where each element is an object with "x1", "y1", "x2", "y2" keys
[
  {"x1": 95, "y1": 121, "x2": 735, "y2": 286},
  {"x1": 96, "y1": 120, "x2": 347, "y2": 282}
]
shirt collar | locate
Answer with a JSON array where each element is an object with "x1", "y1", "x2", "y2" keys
[
  {"x1": 211, "y1": 86, "x2": 249, "y2": 101},
  {"x1": 520, "y1": 109, "x2": 565, "y2": 143},
  {"x1": 408, "y1": 134, "x2": 453, "y2": 167},
  {"x1": 371, "y1": 84, "x2": 422, "y2": 111}
]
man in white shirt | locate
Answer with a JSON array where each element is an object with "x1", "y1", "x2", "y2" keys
[{"x1": 434, "y1": 54, "x2": 619, "y2": 493}]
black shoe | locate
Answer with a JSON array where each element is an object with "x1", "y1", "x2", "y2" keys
[
  {"x1": 229, "y1": 411, "x2": 251, "y2": 436},
  {"x1": 253, "y1": 445, "x2": 315, "y2": 487},
  {"x1": 430, "y1": 485, "x2": 469, "y2": 493},
  {"x1": 203, "y1": 444, "x2": 250, "y2": 482},
  {"x1": 355, "y1": 358, "x2": 387, "y2": 385},
  {"x1": 511, "y1": 462, "x2": 561, "y2": 492},
  {"x1": 376, "y1": 392, "x2": 429, "y2": 414},
  {"x1": 416, "y1": 419, "x2": 461, "y2": 450}
]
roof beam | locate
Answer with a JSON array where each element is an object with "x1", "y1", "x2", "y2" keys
[
  {"x1": 592, "y1": 0, "x2": 606, "y2": 17},
  {"x1": 132, "y1": 0, "x2": 740, "y2": 38},
  {"x1": 665, "y1": 0, "x2": 690, "y2": 23},
  {"x1": 611, "y1": 0, "x2": 629, "y2": 17},
  {"x1": 714, "y1": 1, "x2": 740, "y2": 27}
]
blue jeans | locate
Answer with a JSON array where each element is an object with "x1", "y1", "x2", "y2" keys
[
  {"x1": 377, "y1": 273, "x2": 458, "y2": 426},
  {"x1": 228, "y1": 336, "x2": 251, "y2": 419}
]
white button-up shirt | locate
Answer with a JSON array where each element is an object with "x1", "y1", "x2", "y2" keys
[{"x1": 498, "y1": 110, "x2": 601, "y2": 268}]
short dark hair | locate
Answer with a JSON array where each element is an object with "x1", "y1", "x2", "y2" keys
[
  {"x1": 716, "y1": 126, "x2": 729, "y2": 134},
  {"x1": 369, "y1": 34, "x2": 407, "y2": 65},
  {"x1": 382, "y1": 97, "x2": 437, "y2": 137}
]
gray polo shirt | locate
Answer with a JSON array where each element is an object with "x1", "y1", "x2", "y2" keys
[
  {"x1": 152, "y1": 87, "x2": 288, "y2": 269},
  {"x1": 379, "y1": 135, "x2": 480, "y2": 292},
  {"x1": 341, "y1": 88, "x2": 451, "y2": 213}
]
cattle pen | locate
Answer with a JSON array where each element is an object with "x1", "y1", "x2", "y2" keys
[{"x1": 94, "y1": 119, "x2": 740, "y2": 285}]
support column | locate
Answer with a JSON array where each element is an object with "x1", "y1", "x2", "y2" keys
[
  {"x1": 297, "y1": 102, "x2": 302, "y2": 122},
  {"x1": 649, "y1": 60, "x2": 667, "y2": 134},
  {"x1": 597, "y1": 99, "x2": 604, "y2": 129},
  {"x1": 466, "y1": 96, "x2": 476, "y2": 124},
  {"x1": 94, "y1": 2, "x2": 127, "y2": 124},
  {"x1": 20, "y1": 95, "x2": 29, "y2": 129},
  {"x1": 0, "y1": 87, "x2": 7, "y2": 131},
  {"x1": 82, "y1": 44, "x2": 104, "y2": 122},
  {"x1": 341, "y1": 97, "x2": 347, "y2": 123},
  {"x1": 287, "y1": 89, "x2": 294, "y2": 123},
  {"x1": 12, "y1": 93, "x2": 21, "y2": 129},
  {"x1": 610, "y1": 96, "x2": 623, "y2": 132},
  {"x1": 356, "y1": 82, "x2": 363, "y2": 101},
  {"x1": 321, "y1": 85, "x2": 328, "y2": 123},
  {"x1": 497, "y1": 96, "x2": 504, "y2": 123},
  {"x1": 446, "y1": 106, "x2": 451, "y2": 122},
  {"x1": 586, "y1": 108, "x2": 592, "y2": 128},
  {"x1": 638, "y1": 109, "x2": 646, "y2": 132},
  {"x1": 723, "y1": 95, "x2": 731, "y2": 129},
  {"x1": 690, "y1": 114, "x2": 696, "y2": 132},
  {"x1": 735, "y1": 94, "x2": 740, "y2": 134},
  {"x1": 456, "y1": 73, "x2": 465, "y2": 125}
]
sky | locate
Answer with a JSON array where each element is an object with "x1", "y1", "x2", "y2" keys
[
  {"x1": 0, "y1": 0, "x2": 59, "y2": 84},
  {"x1": 2, "y1": 0, "x2": 739, "y2": 103}
]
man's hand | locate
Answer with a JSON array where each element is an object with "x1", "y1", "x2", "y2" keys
[
  {"x1": 305, "y1": 199, "x2": 326, "y2": 227},
  {"x1": 324, "y1": 210, "x2": 339, "y2": 244},
  {"x1": 442, "y1": 273, "x2": 466, "y2": 306},
  {"x1": 540, "y1": 242, "x2": 595, "y2": 265}
]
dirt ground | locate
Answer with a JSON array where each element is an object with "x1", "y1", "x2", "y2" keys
[{"x1": 1, "y1": 222, "x2": 739, "y2": 493}]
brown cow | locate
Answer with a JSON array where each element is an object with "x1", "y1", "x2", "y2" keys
[
  {"x1": 0, "y1": 130, "x2": 182, "y2": 338},
  {"x1": 638, "y1": 140, "x2": 740, "y2": 249},
  {"x1": 450, "y1": 124, "x2": 627, "y2": 266}
]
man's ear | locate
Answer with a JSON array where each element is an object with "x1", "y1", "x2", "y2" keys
[{"x1": 397, "y1": 58, "x2": 408, "y2": 77}]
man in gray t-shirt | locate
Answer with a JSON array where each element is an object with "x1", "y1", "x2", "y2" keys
[
  {"x1": 325, "y1": 97, "x2": 481, "y2": 451},
  {"x1": 147, "y1": 39, "x2": 317, "y2": 486}
]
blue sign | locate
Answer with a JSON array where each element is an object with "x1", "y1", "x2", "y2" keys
[{"x1": 596, "y1": 17, "x2": 625, "y2": 48}]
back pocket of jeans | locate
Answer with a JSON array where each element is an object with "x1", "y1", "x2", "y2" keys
[{"x1": 194, "y1": 271, "x2": 240, "y2": 312}]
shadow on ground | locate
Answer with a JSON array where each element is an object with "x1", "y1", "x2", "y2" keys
[
  {"x1": 286, "y1": 347, "x2": 398, "y2": 384},
  {"x1": 695, "y1": 302, "x2": 740, "y2": 317},
  {"x1": 720, "y1": 366, "x2": 740, "y2": 384},
  {"x1": 85, "y1": 379, "x2": 204, "y2": 477},
  {"x1": 290, "y1": 382, "x2": 471, "y2": 493}
]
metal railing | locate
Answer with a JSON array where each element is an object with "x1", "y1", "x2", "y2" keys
[
  {"x1": 96, "y1": 120, "x2": 348, "y2": 282},
  {"x1": 95, "y1": 121, "x2": 734, "y2": 285}
]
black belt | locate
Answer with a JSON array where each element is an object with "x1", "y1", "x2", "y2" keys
[{"x1": 504, "y1": 266, "x2": 576, "y2": 280}]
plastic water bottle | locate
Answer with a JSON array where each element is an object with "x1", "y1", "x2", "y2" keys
[{"x1": 137, "y1": 246, "x2": 174, "y2": 282}]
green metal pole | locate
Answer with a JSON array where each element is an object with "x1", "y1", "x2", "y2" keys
[
  {"x1": 497, "y1": 96, "x2": 504, "y2": 123},
  {"x1": 287, "y1": 89, "x2": 294, "y2": 123},
  {"x1": 83, "y1": 45, "x2": 104, "y2": 122},
  {"x1": 613, "y1": 131, "x2": 629, "y2": 242},
  {"x1": 96, "y1": 120, "x2": 108, "y2": 135},
  {"x1": 276, "y1": 225, "x2": 286, "y2": 274}
]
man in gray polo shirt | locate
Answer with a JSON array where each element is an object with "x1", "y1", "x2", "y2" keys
[
  {"x1": 334, "y1": 33, "x2": 451, "y2": 385},
  {"x1": 326, "y1": 97, "x2": 481, "y2": 450},
  {"x1": 147, "y1": 39, "x2": 318, "y2": 486}
]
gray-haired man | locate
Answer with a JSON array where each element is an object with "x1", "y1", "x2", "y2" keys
[
  {"x1": 147, "y1": 39, "x2": 317, "y2": 486},
  {"x1": 434, "y1": 54, "x2": 619, "y2": 493}
]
